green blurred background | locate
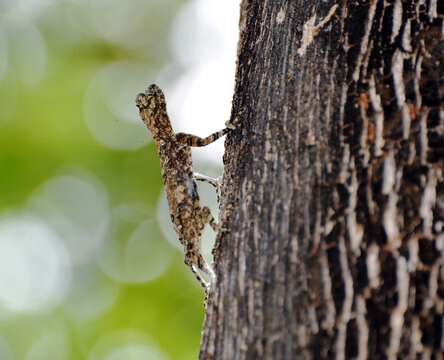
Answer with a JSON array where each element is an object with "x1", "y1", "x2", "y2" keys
[{"x1": 0, "y1": 1, "x2": 238, "y2": 359}]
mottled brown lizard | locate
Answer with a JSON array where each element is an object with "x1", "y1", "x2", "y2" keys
[{"x1": 135, "y1": 84, "x2": 232, "y2": 292}]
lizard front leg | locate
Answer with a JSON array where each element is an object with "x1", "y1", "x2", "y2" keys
[{"x1": 175, "y1": 128, "x2": 230, "y2": 147}]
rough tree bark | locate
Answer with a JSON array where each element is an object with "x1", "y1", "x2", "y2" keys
[{"x1": 200, "y1": 0, "x2": 444, "y2": 359}]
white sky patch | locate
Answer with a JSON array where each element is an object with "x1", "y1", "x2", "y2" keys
[
  {"x1": 84, "y1": 62, "x2": 152, "y2": 150},
  {"x1": 0, "y1": 214, "x2": 71, "y2": 313},
  {"x1": 27, "y1": 174, "x2": 110, "y2": 265},
  {"x1": 171, "y1": 0, "x2": 239, "y2": 67},
  {"x1": 168, "y1": 61, "x2": 235, "y2": 164},
  {"x1": 98, "y1": 204, "x2": 172, "y2": 284},
  {"x1": 169, "y1": 0, "x2": 239, "y2": 163}
]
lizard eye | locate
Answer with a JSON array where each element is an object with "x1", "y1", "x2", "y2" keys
[{"x1": 135, "y1": 93, "x2": 149, "y2": 109}]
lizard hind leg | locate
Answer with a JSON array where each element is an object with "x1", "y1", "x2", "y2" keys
[
  {"x1": 184, "y1": 255, "x2": 209, "y2": 290},
  {"x1": 200, "y1": 257, "x2": 216, "y2": 288},
  {"x1": 194, "y1": 172, "x2": 222, "y2": 204},
  {"x1": 191, "y1": 260, "x2": 214, "y2": 308},
  {"x1": 194, "y1": 172, "x2": 220, "y2": 189},
  {"x1": 184, "y1": 234, "x2": 216, "y2": 289}
]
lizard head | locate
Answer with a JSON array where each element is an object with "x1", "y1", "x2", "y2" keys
[
  {"x1": 136, "y1": 84, "x2": 172, "y2": 136},
  {"x1": 135, "y1": 84, "x2": 166, "y2": 112}
]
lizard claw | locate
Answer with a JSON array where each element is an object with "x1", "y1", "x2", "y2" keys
[{"x1": 225, "y1": 119, "x2": 238, "y2": 130}]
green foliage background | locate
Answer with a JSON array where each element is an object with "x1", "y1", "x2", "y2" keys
[{"x1": 0, "y1": 1, "x2": 209, "y2": 359}]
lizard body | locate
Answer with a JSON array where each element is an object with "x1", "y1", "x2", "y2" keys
[{"x1": 135, "y1": 84, "x2": 230, "y2": 290}]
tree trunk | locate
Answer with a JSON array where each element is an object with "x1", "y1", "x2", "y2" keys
[{"x1": 200, "y1": 0, "x2": 444, "y2": 359}]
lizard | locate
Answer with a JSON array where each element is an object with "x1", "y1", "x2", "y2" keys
[{"x1": 135, "y1": 84, "x2": 232, "y2": 292}]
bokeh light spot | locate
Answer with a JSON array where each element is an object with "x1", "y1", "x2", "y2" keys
[
  {"x1": 64, "y1": 265, "x2": 119, "y2": 322},
  {"x1": 27, "y1": 174, "x2": 110, "y2": 265},
  {"x1": 8, "y1": 24, "x2": 47, "y2": 87},
  {"x1": 83, "y1": 62, "x2": 152, "y2": 150},
  {"x1": 0, "y1": 30, "x2": 9, "y2": 82},
  {"x1": 26, "y1": 330, "x2": 69, "y2": 360},
  {"x1": 89, "y1": 330, "x2": 168, "y2": 360},
  {"x1": 98, "y1": 204, "x2": 172, "y2": 284},
  {"x1": 0, "y1": 214, "x2": 71, "y2": 313},
  {"x1": 0, "y1": 0, "x2": 52, "y2": 22},
  {"x1": 0, "y1": 336, "x2": 14, "y2": 360}
]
